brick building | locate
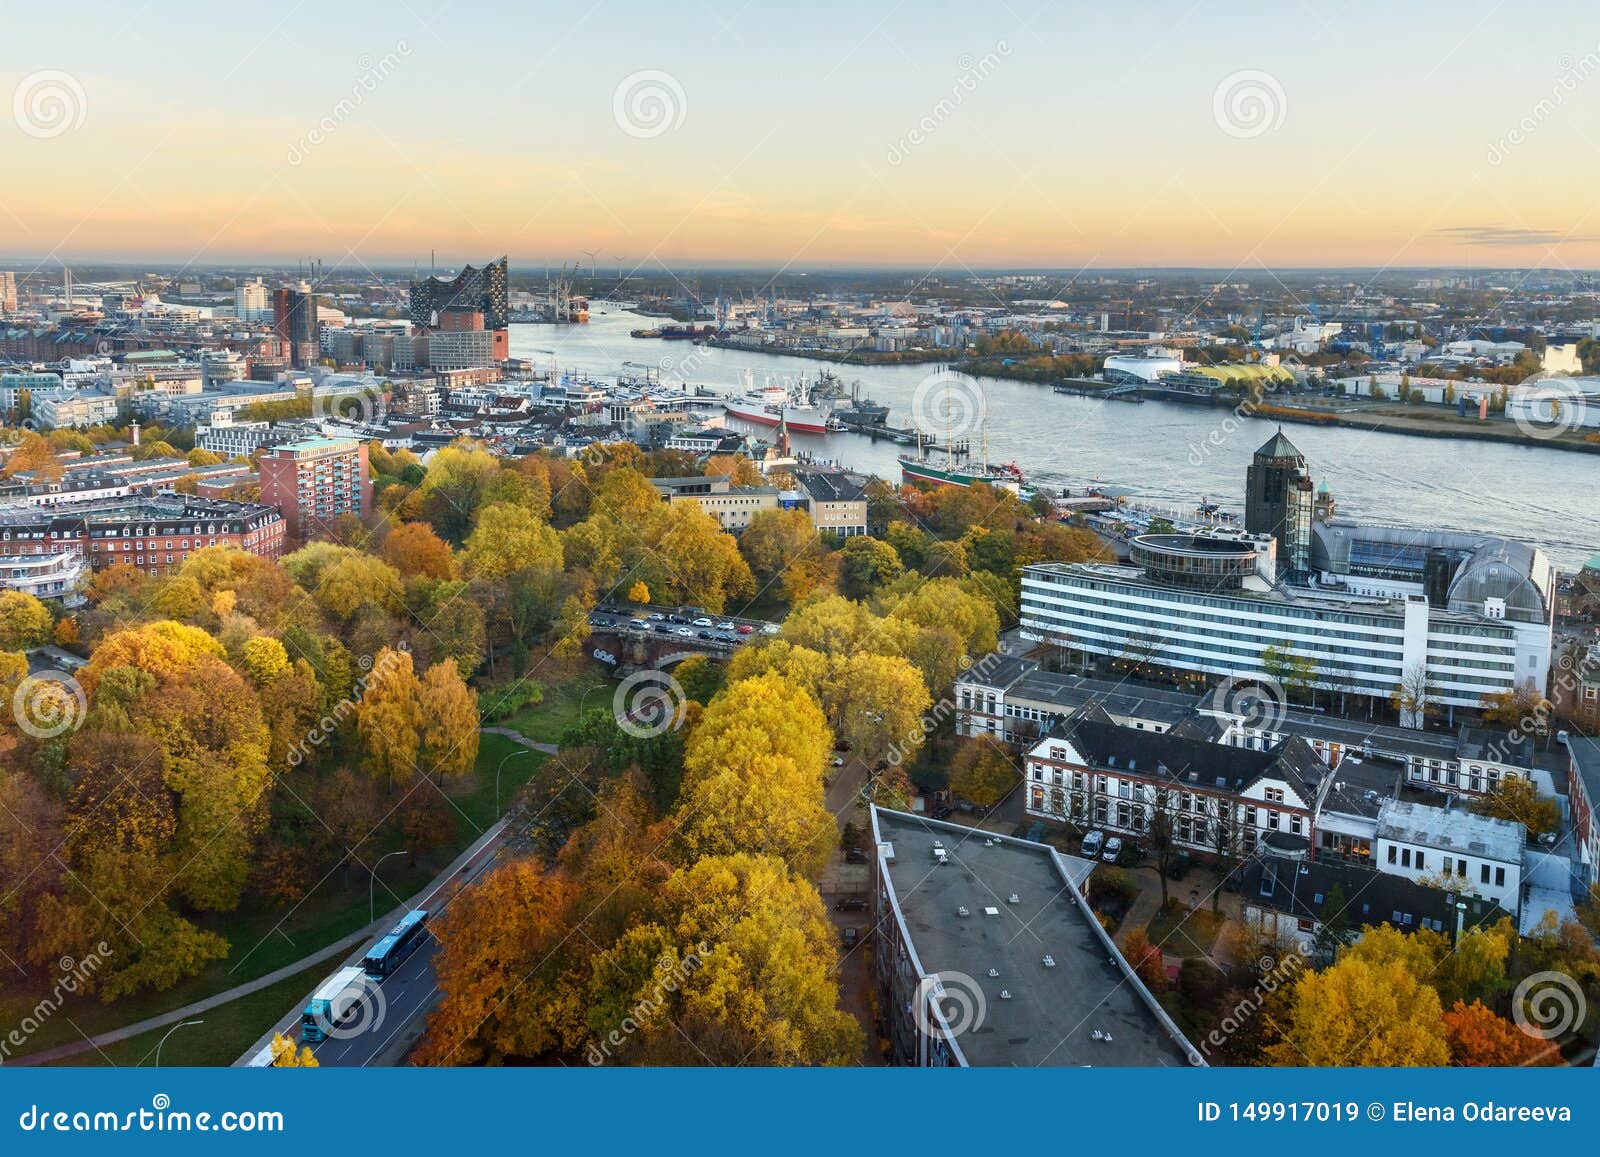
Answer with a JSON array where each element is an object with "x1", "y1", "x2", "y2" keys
[{"x1": 257, "y1": 437, "x2": 372, "y2": 540}]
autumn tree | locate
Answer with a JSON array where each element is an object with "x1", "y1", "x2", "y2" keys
[
  {"x1": 1121, "y1": 925, "x2": 1168, "y2": 993},
  {"x1": 948, "y1": 735, "x2": 1020, "y2": 809},
  {"x1": 381, "y1": 521, "x2": 456, "y2": 580},
  {"x1": 598, "y1": 853, "x2": 864, "y2": 1065},
  {"x1": 1443, "y1": 1000, "x2": 1561, "y2": 1066},
  {"x1": 270, "y1": 1033, "x2": 319, "y2": 1067},
  {"x1": 1267, "y1": 952, "x2": 1449, "y2": 1066},
  {"x1": 0, "y1": 590, "x2": 54, "y2": 649},
  {"x1": 418, "y1": 658, "x2": 480, "y2": 784},
  {"x1": 1471, "y1": 775, "x2": 1561, "y2": 837},
  {"x1": 461, "y1": 502, "x2": 563, "y2": 580},
  {"x1": 415, "y1": 858, "x2": 586, "y2": 1065},
  {"x1": 836, "y1": 535, "x2": 903, "y2": 599},
  {"x1": 676, "y1": 672, "x2": 835, "y2": 879},
  {"x1": 356, "y1": 646, "x2": 424, "y2": 786}
]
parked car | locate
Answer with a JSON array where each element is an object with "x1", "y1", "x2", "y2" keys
[
  {"x1": 760, "y1": 623, "x2": 780, "y2": 635},
  {"x1": 840, "y1": 927, "x2": 859, "y2": 949},
  {"x1": 1101, "y1": 836, "x2": 1124, "y2": 864},
  {"x1": 648, "y1": 612, "x2": 665, "y2": 621},
  {"x1": 674, "y1": 627, "x2": 695, "y2": 638},
  {"x1": 717, "y1": 621, "x2": 737, "y2": 631},
  {"x1": 834, "y1": 895, "x2": 867, "y2": 911},
  {"x1": 1080, "y1": 830, "x2": 1105, "y2": 859},
  {"x1": 844, "y1": 847, "x2": 867, "y2": 864},
  {"x1": 831, "y1": 756, "x2": 845, "y2": 767},
  {"x1": 628, "y1": 618, "x2": 649, "y2": 629}
]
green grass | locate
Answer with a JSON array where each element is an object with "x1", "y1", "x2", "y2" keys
[
  {"x1": 45, "y1": 969, "x2": 318, "y2": 1068},
  {"x1": 1, "y1": 733, "x2": 544, "y2": 1063},
  {"x1": 499, "y1": 677, "x2": 612, "y2": 746},
  {"x1": 1144, "y1": 902, "x2": 1226, "y2": 959}
]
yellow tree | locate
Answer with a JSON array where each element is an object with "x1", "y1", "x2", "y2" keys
[
  {"x1": 418, "y1": 658, "x2": 480, "y2": 784},
  {"x1": 652, "y1": 503, "x2": 755, "y2": 613},
  {"x1": 357, "y1": 646, "x2": 424, "y2": 786},
  {"x1": 832, "y1": 651, "x2": 931, "y2": 767},
  {"x1": 0, "y1": 590, "x2": 54, "y2": 649},
  {"x1": 461, "y1": 502, "x2": 563, "y2": 580},
  {"x1": 678, "y1": 672, "x2": 835, "y2": 879},
  {"x1": 241, "y1": 635, "x2": 290, "y2": 686},
  {"x1": 642, "y1": 853, "x2": 863, "y2": 1065},
  {"x1": 948, "y1": 735, "x2": 1022, "y2": 809},
  {"x1": 270, "y1": 1033, "x2": 318, "y2": 1066},
  {"x1": 627, "y1": 580, "x2": 650, "y2": 605},
  {"x1": 1267, "y1": 954, "x2": 1449, "y2": 1066}
]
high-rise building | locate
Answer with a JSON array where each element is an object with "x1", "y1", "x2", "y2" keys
[
  {"x1": 235, "y1": 277, "x2": 270, "y2": 322},
  {"x1": 258, "y1": 436, "x2": 372, "y2": 539},
  {"x1": 272, "y1": 283, "x2": 320, "y2": 368},
  {"x1": 409, "y1": 257, "x2": 509, "y2": 330},
  {"x1": 0, "y1": 271, "x2": 18, "y2": 312},
  {"x1": 1245, "y1": 429, "x2": 1314, "y2": 574}
]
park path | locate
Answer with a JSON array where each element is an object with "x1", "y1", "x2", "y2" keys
[
  {"x1": 10, "y1": 817, "x2": 511, "y2": 1067},
  {"x1": 480, "y1": 727, "x2": 559, "y2": 755}
]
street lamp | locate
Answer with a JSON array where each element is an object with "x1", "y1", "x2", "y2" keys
[
  {"x1": 155, "y1": 1019, "x2": 204, "y2": 1066},
  {"x1": 496, "y1": 747, "x2": 532, "y2": 820},
  {"x1": 369, "y1": 849, "x2": 408, "y2": 925}
]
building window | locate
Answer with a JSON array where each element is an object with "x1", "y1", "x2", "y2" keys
[
  {"x1": 1494, "y1": 867, "x2": 1505, "y2": 887},
  {"x1": 1480, "y1": 864, "x2": 1490, "y2": 884}
]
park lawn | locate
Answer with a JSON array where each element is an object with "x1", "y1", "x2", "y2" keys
[
  {"x1": 499, "y1": 676, "x2": 613, "y2": 746},
  {"x1": 1144, "y1": 901, "x2": 1227, "y2": 959},
  {"x1": 45, "y1": 969, "x2": 319, "y2": 1068},
  {"x1": 2, "y1": 732, "x2": 543, "y2": 1063}
]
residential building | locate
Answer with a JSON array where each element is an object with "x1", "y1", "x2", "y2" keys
[
  {"x1": 1241, "y1": 854, "x2": 1508, "y2": 953},
  {"x1": 235, "y1": 277, "x2": 270, "y2": 323},
  {"x1": 257, "y1": 437, "x2": 372, "y2": 539},
  {"x1": 0, "y1": 271, "x2": 17, "y2": 312},
  {"x1": 1374, "y1": 799, "x2": 1524, "y2": 913},
  {"x1": 424, "y1": 328, "x2": 497, "y2": 370},
  {"x1": 29, "y1": 389, "x2": 120, "y2": 429},
  {"x1": 868, "y1": 806, "x2": 1197, "y2": 1067},
  {"x1": 0, "y1": 496, "x2": 284, "y2": 578},
  {"x1": 0, "y1": 545, "x2": 87, "y2": 604}
]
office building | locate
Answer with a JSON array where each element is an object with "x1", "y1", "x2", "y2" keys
[
  {"x1": 1244, "y1": 430, "x2": 1314, "y2": 574},
  {"x1": 273, "y1": 284, "x2": 320, "y2": 368},
  {"x1": 258, "y1": 437, "x2": 372, "y2": 539}
]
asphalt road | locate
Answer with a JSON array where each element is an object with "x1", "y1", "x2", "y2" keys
[{"x1": 307, "y1": 940, "x2": 443, "y2": 1068}]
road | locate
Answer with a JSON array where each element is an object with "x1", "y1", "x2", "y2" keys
[{"x1": 237, "y1": 817, "x2": 510, "y2": 1067}]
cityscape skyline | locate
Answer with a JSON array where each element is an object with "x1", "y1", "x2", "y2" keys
[{"x1": 4, "y1": 1, "x2": 1600, "y2": 268}]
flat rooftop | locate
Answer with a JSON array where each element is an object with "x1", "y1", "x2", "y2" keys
[
  {"x1": 873, "y1": 809, "x2": 1193, "y2": 1067},
  {"x1": 1376, "y1": 798, "x2": 1524, "y2": 863}
]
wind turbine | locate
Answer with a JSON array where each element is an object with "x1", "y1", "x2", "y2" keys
[{"x1": 581, "y1": 249, "x2": 599, "y2": 279}]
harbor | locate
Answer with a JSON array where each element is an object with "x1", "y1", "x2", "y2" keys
[{"x1": 509, "y1": 310, "x2": 1600, "y2": 571}]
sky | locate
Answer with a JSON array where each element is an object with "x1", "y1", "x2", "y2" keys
[{"x1": 3, "y1": 0, "x2": 1600, "y2": 273}]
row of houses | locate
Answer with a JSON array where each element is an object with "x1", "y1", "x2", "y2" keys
[{"x1": 955, "y1": 658, "x2": 1589, "y2": 947}]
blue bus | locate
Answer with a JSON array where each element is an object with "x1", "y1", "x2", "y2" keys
[{"x1": 362, "y1": 909, "x2": 430, "y2": 981}]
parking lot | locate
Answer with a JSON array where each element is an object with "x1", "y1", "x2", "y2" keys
[{"x1": 588, "y1": 603, "x2": 781, "y2": 649}]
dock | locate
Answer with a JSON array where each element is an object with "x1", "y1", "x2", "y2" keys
[
  {"x1": 1053, "y1": 378, "x2": 1143, "y2": 402},
  {"x1": 834, "y1": 419, "x2": 917, "y2": 444}
]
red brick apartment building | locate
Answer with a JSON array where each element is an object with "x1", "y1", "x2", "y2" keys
[{"x1": 257, "y1": 437, "x2": 372, "y2": 540}]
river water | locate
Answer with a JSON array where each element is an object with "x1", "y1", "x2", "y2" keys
[{"x1": 510, "y1": 310, "x2": 1599, "y2": 571}]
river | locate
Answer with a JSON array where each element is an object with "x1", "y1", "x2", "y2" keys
[{"x1": 509, "y1": 310, "x2": 1599, "y2": 572}]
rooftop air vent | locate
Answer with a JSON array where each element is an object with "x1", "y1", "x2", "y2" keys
[{"x1": 1043, "y1": 955, "x2": 1056, "y2": 968}]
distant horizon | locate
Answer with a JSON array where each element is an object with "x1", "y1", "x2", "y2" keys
[{"x1": 6, "y1": 2, "x2": 1600, "y2": 269}]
